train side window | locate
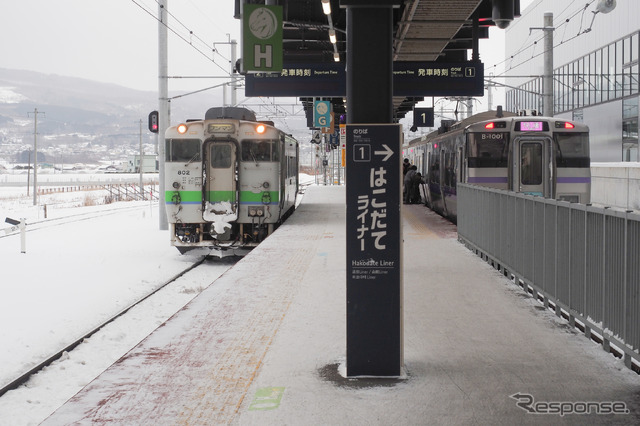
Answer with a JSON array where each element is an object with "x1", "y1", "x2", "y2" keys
[
  {"x1": 444, "y1": 152, "x2": 453, "y2": 187},
  {"x1": 430, "y1": 154, "x2": 440, "y2": 184},
  {"x1": 166, "y1": 139, "x2": 201, "y2": 162},
  {"x1": 287, "y1": 154, "x2": 298, "y2": 178},
  {"x1": 210, "y1": 144, "x2": 231, "y2": 168}
]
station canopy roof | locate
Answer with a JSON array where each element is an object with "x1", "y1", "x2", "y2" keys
[{"x1": 240, "y1": 0, "x2": 520, "y2": 126}]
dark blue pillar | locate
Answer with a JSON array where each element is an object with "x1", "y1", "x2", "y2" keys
[{"x1": 342, "y1": 0, "x2": 402, "y2": 377}]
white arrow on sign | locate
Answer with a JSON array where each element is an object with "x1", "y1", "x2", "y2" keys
[{"x1": 374, "y1": 144, "x2": 394, "y2": 161}]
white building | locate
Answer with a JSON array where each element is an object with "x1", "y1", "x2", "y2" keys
[
  {"x1": 125, "y1": 154, "x2": 158, "y2": 173},
  {"x1": 503, "y1": 0, "x2": 638, "y2": 162}
]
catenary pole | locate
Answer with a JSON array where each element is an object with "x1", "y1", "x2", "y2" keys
[
  {"x1": 158, "y1": 0, "x2": 169, "y2": 229},
  {"x1": 543, "y1": 12, "x2": 554, "y2": 117},
  {"x1": 231, "y1": 39, "x2": 237, "y2": 106}
]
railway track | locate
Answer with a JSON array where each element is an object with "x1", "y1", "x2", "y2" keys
[
  {"x1": 1, "y1": 202, "x2": 156, "y2": 239},
  {"x1": 0, "y1": 255, "x2": 235, "y2": 398},
  {"x1": 0, "y1": 181, "x2": 313, "y2": 397}
]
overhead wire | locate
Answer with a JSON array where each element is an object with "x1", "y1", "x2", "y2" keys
[
  {"x1": 487, "y1": 0, "x2": 596, "y2": 78},
  {"x1": 130, "y1": 0, "x2": 232, "y2": 76},
  {"x1": 151, "y1": 0, "x2": 231, "y2": 63}
]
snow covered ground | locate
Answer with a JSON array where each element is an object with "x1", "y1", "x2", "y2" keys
[
  {"x1": 0, "y1": 184, "x2": 232, "y2": 425},
  {"x1": 0, "y1": 173, "x2": 317, "y2": 425}
]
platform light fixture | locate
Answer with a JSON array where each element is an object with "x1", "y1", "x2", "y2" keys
[
  {"x1": 333, "y1": 52, "x2": 340, "y2": 62},
  {"x1": 322, "y1": 0, "x2": 331, "y2": 15},
  {"x1": 329, "y1": 29, "x2": 336, "y2": 44}
]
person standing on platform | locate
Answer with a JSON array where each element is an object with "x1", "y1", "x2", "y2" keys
[
  {"x1": 410, "y1": 172, "x2": 424, "y2": 204},
  {"x1": 404, "y1": 165, "x2": 417, "y2": 204},
  {"x1": 403, "y1": 158, "x2": 410, "y2": 176}
]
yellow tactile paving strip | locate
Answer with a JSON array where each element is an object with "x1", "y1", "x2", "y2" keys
[{"x1": 402, "y1": 204, "x2": 457, "y2": 240}]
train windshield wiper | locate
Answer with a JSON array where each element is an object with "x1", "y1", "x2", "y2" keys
[{"x1": 185, "y1": 152, "x2": 200, "y2": 166}]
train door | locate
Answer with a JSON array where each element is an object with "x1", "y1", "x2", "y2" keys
[
  {"x1": 440, "y1": 148, "x2": 449, "y2": 216},
  {"x1": 423, "y1": 150, "x2": 433, "y2": 206},
  {"x1": 456, "y1": 145, "x2": 465, "y2": 183},
  {"x1": 513, "y1": 137, "x2": 553, "y2": 197},
  {"x1": 203, "y1": 140, "x2": 238, "y2": 235}
]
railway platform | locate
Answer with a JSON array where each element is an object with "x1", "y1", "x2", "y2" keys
[{"x1": 44, "y1": 185, "x2": 639, "y2": 425}]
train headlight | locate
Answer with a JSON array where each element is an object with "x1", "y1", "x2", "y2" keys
[
  {"x1": 177, "y1": 123, "x2": 188, "y2": 134},
  {"x1": 256, "y1": 124, "x2": 266, "y2": 134}
]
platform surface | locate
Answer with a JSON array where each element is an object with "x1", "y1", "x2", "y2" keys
[{"x1": 44, "y1": 186, "x2": 639, "y2": 425}]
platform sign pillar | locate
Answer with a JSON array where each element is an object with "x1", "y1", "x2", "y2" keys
[{"x1": 346, "y1": 124, "x2": 403, "y2": 377}]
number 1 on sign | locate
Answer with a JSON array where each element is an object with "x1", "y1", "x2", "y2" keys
[{"x1": 353, "y1": 144, "x2": 370, "y2": 162}]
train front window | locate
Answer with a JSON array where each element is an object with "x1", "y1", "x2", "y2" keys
[
  {"x1": 554, "y1": 133, "x2": 590, "y2": 166},
  {"x1": 467, "y1": 132, "x2": 509, "y2": 167},
  {"x1": 210, "y1": 144, "x2": 231, "y2": 168},
  {"x1": 241, "y1": 140, "x2": 279, "y2": 162},
  {"x1": 166, "y1": 139, "x2": 201, "y2": 162},
  {"x1": 521, "y1": 143, "x2": 542, "y2": 185}
]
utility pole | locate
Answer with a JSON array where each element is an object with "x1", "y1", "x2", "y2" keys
[
  {"x1": 139, "y1": 119, "x2": 144, "y2": 200},
  {"x1": 28, "y1": 108, "x2": 45, "y2": 206},
  {"x1": 158, "y1": 0, "x2": 169, "y2": 230}
]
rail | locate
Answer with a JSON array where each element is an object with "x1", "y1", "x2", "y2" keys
[
  {"x1": 0, "y1": 255, "x2": 211, "y2": 398},
  {"x1": 457, "y1": 183, "x2": 640, "y2": 373}
]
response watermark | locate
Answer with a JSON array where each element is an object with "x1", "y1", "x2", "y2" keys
[{"x1": 510, "y1": 393, "x2": 630, "y2": 417}]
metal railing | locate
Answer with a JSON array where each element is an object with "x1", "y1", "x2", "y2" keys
[{"x1": 457, "y1": 183, "x2": 640, "y2": 373}]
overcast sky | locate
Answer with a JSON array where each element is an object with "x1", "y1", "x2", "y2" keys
[
  {"x1": 0, "y1": 0, "x2": 239, "y2": 92},
  {"x1": 0, "y1": 0, "x2": 533, "y2": 132}
]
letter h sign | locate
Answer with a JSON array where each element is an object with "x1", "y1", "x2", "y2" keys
[{"x1": 242, "y1": 4, "x2": 283, "y2": 73}]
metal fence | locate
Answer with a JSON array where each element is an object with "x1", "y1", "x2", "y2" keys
[{"x1": 457, "y1": 183, "x2": 640, "y2": 372}]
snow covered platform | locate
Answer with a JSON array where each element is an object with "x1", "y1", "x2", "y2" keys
[{"x1": 44, "y1": 186, "x2": 639, "y2": 424}]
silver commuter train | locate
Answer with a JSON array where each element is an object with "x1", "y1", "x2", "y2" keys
[
  {"x1": 404, "y1": 110, "x2": 591, "y2": 222},
  {"x1": 164, "y1": 107, "x2": 299, "y2": 254}
]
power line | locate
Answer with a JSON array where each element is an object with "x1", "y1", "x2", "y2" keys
[
  {"x1": 129, "y1": 0, "x2": 231, "y2": 76},
  {"x1": 487, "y1": 0, "x2": 597, "y2": 76},
  {"x1": 150, "y1": 0, "x2": 231, "y2": 63}
]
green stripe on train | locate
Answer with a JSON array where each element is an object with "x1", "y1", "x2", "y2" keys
[
  {"x1": 207, "y1": 191, "x2": 236, "y2": 202},
  {"x1": 239, "y1": 191, "x2": 279, "y2": 203},
  {"x1": 165, "y1": 190, "x2": 279, "y2": 203},
  {"x1": 165, "y1": 190, "x2": 201, "y2": 203}
]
